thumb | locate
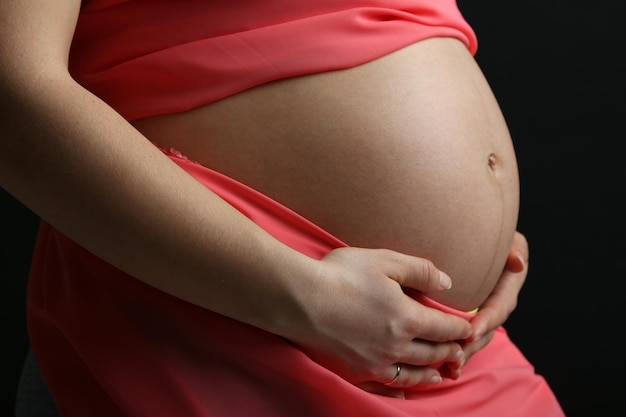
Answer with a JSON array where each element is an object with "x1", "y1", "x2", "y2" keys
[{"x1": 389, "y1": 252, "x2": 452, "y2": 292}]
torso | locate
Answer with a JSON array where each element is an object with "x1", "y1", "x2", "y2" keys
[{"x1": 132, "y1": 38, "x2": 519, "y2": 311}]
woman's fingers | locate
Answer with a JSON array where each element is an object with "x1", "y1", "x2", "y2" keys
[
  {"x1": 361, "y1": 339, "x2": 463, "y2": 396},
  {"x1": 378, "y1": 249, "x2": 452, "y2": 292},
  {"x1": 357, "y1": 363, "x2": 445, "y2": 399},
  {"x1": 306, "y1": 247, "x2": 477, "y2": 395},
  {"x1": 402, "y1": 339, "x2": 464, "y2": 367},
  {"x1": 466, "y1": 231, "x2": 528, "y2": 342},
  {"x1": 402, "y1": 294, "x2": 473, "y2": 342},
  {"x1": 380, "y1": 363, "x2": 443, "y2": 388}
]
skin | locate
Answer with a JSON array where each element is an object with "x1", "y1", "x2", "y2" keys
[
  {"x1": 0, "y1": 0, "x2": 528, "y2": 400},
  {"x1": 133, "y1": 38, "x2": 520, "y2": 312}
]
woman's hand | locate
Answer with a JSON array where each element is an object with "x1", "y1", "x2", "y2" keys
[
  {"x1": 442, "y1": 230, "x2": 530, "y2": 379},
  {"x1": 290, "y1": 246, "x2": 473, "y2": 399},
  {"x1": 470, "y1": 230, "x2": 529, "y2": 340}
]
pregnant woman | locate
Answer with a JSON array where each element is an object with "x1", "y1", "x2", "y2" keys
[{"x1": 1, "y1": 0, "x2": 564, "y2": 416}]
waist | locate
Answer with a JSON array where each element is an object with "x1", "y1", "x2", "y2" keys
[{"x1": 132, "y1": 38, "x2": 520, "y2": 310}]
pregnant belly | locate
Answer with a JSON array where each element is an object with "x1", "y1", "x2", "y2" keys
[{"x1": 133, "y1": 38, "x2": 519, "y2": 311}]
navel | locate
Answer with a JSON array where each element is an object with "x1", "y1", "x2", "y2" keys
[{"x1": 487, "y1": 153, "x2": 498, "y2": 172}]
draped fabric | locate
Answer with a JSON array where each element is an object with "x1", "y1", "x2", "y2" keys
[
  {"x1": 28, "y1": 2, "x2": 564, "y2": 415},
  {"x1": 28, "y1": 149, "x2": 565, "y2": 417},
  {"x1": 69, "y1": 0, "x2": 477, "y2": 121}
]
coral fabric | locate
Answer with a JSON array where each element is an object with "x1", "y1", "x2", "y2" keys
[
  {"x1": 28, "y1": 2, "x2": 565, "y2": 415},
  {"x1": 70, "y1": 0, "x2": 478, "y2": 121},
  {"x1": 27, "y1": 150, "x2": 565, "y2": 417}
]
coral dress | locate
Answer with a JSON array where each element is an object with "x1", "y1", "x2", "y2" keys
[{"x1": 27, "y1": 1, "x2": 565, "y2": 416}]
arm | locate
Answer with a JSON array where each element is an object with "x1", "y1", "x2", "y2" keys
[{"x1": 0, "y1": 0, "x2": 471, "y2": 394}]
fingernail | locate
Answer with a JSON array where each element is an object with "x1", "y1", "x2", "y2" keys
[
  {"x1": 516, "y1": 251, "x2": 526, "y2": 266},
  {"x1": 430, "y1": 375, "x2": 443, "y2": 384},
  {"x1": 439, "y1": 272, "x2": 452, "y2": 290}
]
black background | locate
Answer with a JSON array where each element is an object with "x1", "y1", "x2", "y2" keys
[{"x1": 2, "y1": 1, "x2": 624, "y2": 415}]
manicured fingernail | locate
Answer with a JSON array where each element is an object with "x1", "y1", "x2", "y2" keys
[
  {"x1": 439, "y1": 272, "x2": 452, "y2": 290},
  {"x1": 430, "y1": 375, "x2": 443, "y2": 384},
  {"x1": 516, "y1": 251, "x2": 526, "y2": 266}
]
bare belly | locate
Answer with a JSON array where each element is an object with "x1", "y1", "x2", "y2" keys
[{"x1": 133, "y1": 38, "x2": 519, "y2": 311}]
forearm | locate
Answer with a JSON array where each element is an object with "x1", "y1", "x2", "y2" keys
[{"x1": 0, "y1": 73, "x2": 317, "y2": 336}]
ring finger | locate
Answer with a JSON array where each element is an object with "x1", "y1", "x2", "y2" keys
[{"x1": 382, "y1": 363, "x2": 443, "y2": 388}]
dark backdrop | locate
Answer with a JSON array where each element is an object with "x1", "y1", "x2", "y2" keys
[
  {"x1": 460, "y1": 1, "x2": 625, "y2": 416},
  {"x1": 2, "y1": 1, "x2": 624, "y2": 416}
]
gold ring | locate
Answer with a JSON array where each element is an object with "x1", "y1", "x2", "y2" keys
[{"x1": 384, "y1": 363, "x2": 401, "y2": 386}]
